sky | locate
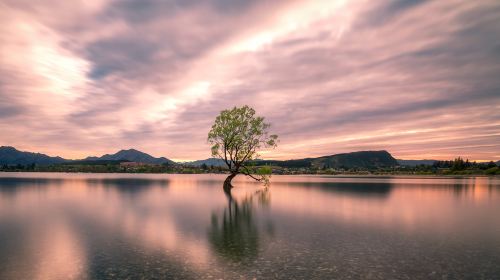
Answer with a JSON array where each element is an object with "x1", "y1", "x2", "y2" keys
[{"x1": 0, "y1": 0, "x2": 499, "y2": 162}]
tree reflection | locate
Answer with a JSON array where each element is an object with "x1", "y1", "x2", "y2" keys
[
  {"x1": 0, "y1": 177, "x2": 65, "y2": 195},
  {"x1": 85, "y1": 178, "x2": 169, "y2": 194},
  {"x1": 207, "y1": 188, "x2": 272, "y2": 263}
]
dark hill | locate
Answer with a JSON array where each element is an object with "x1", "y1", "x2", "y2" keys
[
  {"x1": 0, "y1": 146, "x2": 67, "y2": 165},
  {"x1": 86, "y1": 149, "x2": 174, "y2": 165},
  {"x1": 312, "y1": 150, "x2": 398, "y2": 169},
  {"x1": 254, "y1": 150, "x2": 398, "y2": 169},
  {"x1": 185, "y1": 158, "x2": 226, "y2": 167}
]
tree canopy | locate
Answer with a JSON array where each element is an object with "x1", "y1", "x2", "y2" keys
[{"x1": 208, "y1": 105, "x2": 278, "y2": 187}]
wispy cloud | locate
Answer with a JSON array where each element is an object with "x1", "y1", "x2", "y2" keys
[{"x1": 0, "y1": 0, "x2": 499, "y2": 161}]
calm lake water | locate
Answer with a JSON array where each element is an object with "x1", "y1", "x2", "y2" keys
[{"x1": 0, "y1": 173, "x2": 499, "y2": 279}]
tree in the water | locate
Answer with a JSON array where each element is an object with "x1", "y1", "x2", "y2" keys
[{"x1": 208, "y1": 105, "x2": 278, "y2": 193}]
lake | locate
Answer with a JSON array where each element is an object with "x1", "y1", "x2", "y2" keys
[{"x1": 0, "y1": 173, "x2": 499, "y2": 279}]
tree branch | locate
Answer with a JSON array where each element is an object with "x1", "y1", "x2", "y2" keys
[
  {"x1": 223, "y1": 141, "x2": 231, "y2": 169},
  {"x1": 241, "y1": 166, "x2": 262, "y2": 181}
]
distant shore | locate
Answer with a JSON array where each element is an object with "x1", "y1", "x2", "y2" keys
[{"x1": 1, "y1": 170, "x2": 498, "y2": 176}]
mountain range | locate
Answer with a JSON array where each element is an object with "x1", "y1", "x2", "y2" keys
[
  {"x1": 0, "y1": 146, "x2": 173, "y2": 166},
  {"x1": 248, "y1": 150, "x2": 399, "y2": 169},
  {"x1": 0, "y1": 146, "x2": 67, "y2": 165},
  {"x1": 1, "y1": 146, "x2": 497, "y2": 169},
  {"x1": 84, "y1": 149, "x2": 174, "y2": 165},
  {"x1": 186, "y1": 150, "x2": 400, "y2": 169}
]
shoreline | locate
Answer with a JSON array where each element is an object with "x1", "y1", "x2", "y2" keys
[{"x1": 0, "y1": 170, "x2": 498, "y2": 178}]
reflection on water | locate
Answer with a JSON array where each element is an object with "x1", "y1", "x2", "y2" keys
[
  {"x1": 0, "y1": 177, "x2": 64, "y2": 195},
  {"x1": 87, "y1": 177, "x2": 170, "y2": 186},
  {"x1": 0, "y1": 173, "x2": 499, "y2": 279},
  {"x1": 86, "y1": 178, "x2": 170, "y2": 194},
  {"x1": 208, "y1": 189, "x2": 273, "y2": 263},
  {"x1": 286, "y1": 181, "x2": 394, "y2": 197}
]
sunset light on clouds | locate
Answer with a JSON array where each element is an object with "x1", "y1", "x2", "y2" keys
[{"x1": 0, "y1": 0, "x2": 499, "y2": 161}]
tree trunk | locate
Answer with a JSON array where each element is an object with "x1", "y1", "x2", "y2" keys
[{"x1": 223, "y1": 172, "x2": 238, "y2": 194}]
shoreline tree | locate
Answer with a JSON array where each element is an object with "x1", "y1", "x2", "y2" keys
[{"x1": 208, "y1": 105, "x2": 278, "y2": 194}]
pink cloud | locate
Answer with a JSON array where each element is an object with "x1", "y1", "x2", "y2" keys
[{"x1": 0, "y1": 0, "x2": 499, "y2": 161}]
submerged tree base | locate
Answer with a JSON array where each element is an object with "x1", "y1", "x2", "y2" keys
[{"x1": 223, "y1": 173, "x2": 237, "y2": 194}]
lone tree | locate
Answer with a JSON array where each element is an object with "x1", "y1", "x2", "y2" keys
[{"x1": 208, "y1": 105, "x2": 278, "y2": 193}]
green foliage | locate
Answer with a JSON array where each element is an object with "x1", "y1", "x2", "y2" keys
[
  {"x1": 451, "y1": 157, "x2": 466, "y2": 171},
  {"x1": 208, "y1": 105, "x2": 278, "y2": 184},
  {"x1": 485, "y1": 167, "x2": 499, "y2": 175},
  {"x1": 256, "y1": 165, "x2": 272, "y2": 175},
  {"x1": 486, "y1": 161, "x2": 497, "y2": 169}
]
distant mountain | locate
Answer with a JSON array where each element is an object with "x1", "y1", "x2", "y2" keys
[
  {"x1": 312, "y1": 150, "x2": 398, "y2": 169},
  {"x1": 0, "y1": 146, "x2": 67, "y2": 165},
  {"x1": 0, "y1": 146, "x2": 175, "y2": 166},
  {"x1": 185, "y1": 158, "x2": 226, "y2": 167},
  {"x1": 245, "y1": 150, "x2": 399, "y2": 169},
  {"x1": 397, "y1": 159, "x2": 437, "y2": 167},
  {"x1": 86, "y1": 149, "x2": 174, "y2": 165},
  {"x1": 254, "y1": 158, "x2": 314, "y2": 168},
  {"x1": 61, "y1": 160, "x2": 127, "y2": 165}
]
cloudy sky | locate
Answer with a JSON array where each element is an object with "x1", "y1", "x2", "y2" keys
[{"x1": 0, "y1": 0, "x2": 499, "y2": 161}]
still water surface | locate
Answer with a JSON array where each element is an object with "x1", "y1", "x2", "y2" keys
[{"x1": 0, "y1": 173, "x2": 499, "y2": 279}]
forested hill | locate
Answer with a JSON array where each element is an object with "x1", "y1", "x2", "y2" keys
[
  {"x1": 0, "y1": 147, "x2": 174, "y2": 166},
  {"x1": 85, "y1": 149, "x2": 174, "y2": 165},
  {"x1": 4, "y1": 146, "x2": 476, "y2": 171},
  {"x1": 187, "y1": 151, "x2": 398, "y2": 169},
  {"x1": 0, "y1": 146, "x2": 67, "y2": 165},
  {"x1": 247, "y1": 150, "x2": 399, "y2": 169}
]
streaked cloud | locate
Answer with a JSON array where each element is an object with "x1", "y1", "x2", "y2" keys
[{"x1": 0, "y1": 0, "x2": 499, "y2": 161}]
